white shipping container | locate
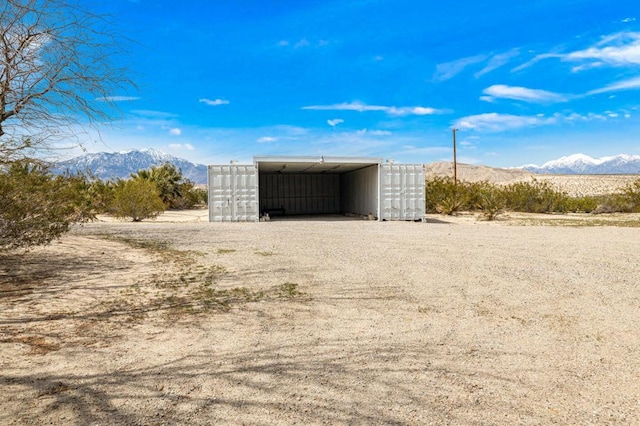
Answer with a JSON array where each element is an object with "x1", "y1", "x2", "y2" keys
[{"x1": 208, "y1": 157, "x2": 424, "y2": 222}]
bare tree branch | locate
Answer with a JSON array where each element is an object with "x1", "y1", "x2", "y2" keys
[{"x1": 0, "y1": 0, "x2": 135, "y2": 161}]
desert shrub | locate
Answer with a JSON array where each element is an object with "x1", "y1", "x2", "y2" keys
[
  {"x1": 111, "y1": 178, "x2": 165, "y2": 222},
  {"x1": 563, "y1": 196, "x2": 599, "y2": 213},
  {"x1": 503, "y1": 179, "x2": 569, "y2": 213},
  {"x1": 476, "y1": 186, "x2": 506, "y2": 220},
  {"x1": 591, "y1": 193, "x2": 634, "y2": 214},
  {"x1": 425, "y1": 176, "x2": 454, "y2": 213},
  {"x1": 436, "y1": 187, "x2": 468, "y2": 215},
  {"x1": 425, "y1": 176, "x2": 472, "y2": 214},
  {"x1": 622, "y1": 179, "x2": 640, "y2": 212},
  {"x1": 0, "y1": 160, "x2": 95, "y2": 251},
  {"x1": 87, "y1": 178, "x2": 120, "y2": 213},
  {"x1": 189, "y1": 187, "x2": 208, "y2": 206}
]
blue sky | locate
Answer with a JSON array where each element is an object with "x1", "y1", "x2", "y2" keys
[{"x1": 78, "y1": 0, "x2": 640, "y2": 167}]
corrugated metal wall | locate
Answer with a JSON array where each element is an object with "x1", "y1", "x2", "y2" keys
[
  {"x1": 380, "y1": 164, "x2": 425, "y2": 220},
  {"x1": 208, "y1": 165, "x2": 259, "y2": 222},
  {"x1": 259, "y1": 173, "x2": 340, "y2": 215},
  {"x1": 208, "y1": 161, "x2": 425, "y2": 222},
  {"x1": 340, "y1": 165, "x2": 379, "y2": 216}
]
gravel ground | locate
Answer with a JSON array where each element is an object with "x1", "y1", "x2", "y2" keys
[{"x1": 2, "y1": 212, "x2": 640, "y2": 424}]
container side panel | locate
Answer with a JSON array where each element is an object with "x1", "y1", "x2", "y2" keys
[
  {"x1": 340, "y1": 165, "x2": 378, "y2": 217},
  {"x1": 380, "y1": 164, "x2": 425, "y2": 221},
  {"x1": 208, "y1": 165, "x2": 258, "y2": 222}
]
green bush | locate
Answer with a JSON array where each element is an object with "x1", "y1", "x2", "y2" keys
[
  {"x1": 622, "y1": 179, "x2": 640, "y2": 212},
  {"x1": 424, "y1": 177, "x2": 640, "y2": 216},
  {"x1": 502, "y1": 179, "x2": 569, "y2": 213},
  {"x1": 562, "y1": 196, "x2": 599, "y2": 213},
  {"x1": 111, "y1": 178, "x2": 165, "y2": 222},
  {"x1": 476, "y1": 186, "x2": 506, "y2": 220},
  {"x1": 0, "y1": 160, "x2": 95, "y2": 251},
  {"x1": 425, "y1": 176, "x2": 472, "y2": 214}
]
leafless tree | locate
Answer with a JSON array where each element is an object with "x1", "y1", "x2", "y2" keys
[{"x1": 0, "y1": 0, "x2": 134, "y2": 161}]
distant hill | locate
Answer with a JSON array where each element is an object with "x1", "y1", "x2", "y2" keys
[
  {"x1": 519, "y1": 154, "x2": 640, "y2": 174},
  {"x1": 424, "y1": 162, "x2": 533, "y2": 184},
  {"x1": 52, "y1": 149, "x2": 208, "y2": 184}
]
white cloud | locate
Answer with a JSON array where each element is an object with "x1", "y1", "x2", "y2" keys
[
  {"x1": 278, "y1": 38, "x2": 328, "y2": 50},
  {"x1": 169, "y1": 128, "x2": 182, "y2": 136},
  {"x1": 131, "y1": 110, "x2": 179, "y2": 119},
  {"x1": 588, "y1": 76, "x2": 640, "y2": 95},
  {"x1": 455, "y1": 113, "x2": 554, "y2": 132},
  {"x1": 482, "y1": 84, "x2": 568, "y2": 103},
  {"x1": 622, "y1": 17, "x2": 636, "y2": 23},
  {"x1": 199, "y1": 98, "x2": 230, "y2": 106},
  {"x1": 474, "y1": 49, "x2": 520, "y2": 78},
  {"x1": 387, "y1": 106, "x2": 439, "y2": 116},
  {"x1": 479, "y1": 95, "x2": 496, "y2": 103},
  {"x1": 520, "y1": 32, "x2": 640, "y2": 72},
  {"x1": 96, "y1": 96, "x2": 140, "y2": 102},
  {"x1": 169, "y1": 143, "x2": 194, "y2": 150},
  {"x1": 257, "y1": 136, "x2": 278, "y2": 143},
  {"x1": 303, "y1": 101, "x2": 443, "y2": 116},
  {"x1": 303, "y1": 101, "x2": 388, "y2": 112},
  {"x1": 356, "y1": 129, "x2": 392, "y2": 136},
  {"x1": 433, "y1": 54, "x2": 487, "y2": 81},
  {"x1": 327, "y1": 118, "x2": 344, "y2": 127},
  {"x1": 294, "y1": 38, "x2": 310, "y2": 49},
  {"x1": 565, "y1": 32, "x2": 640, "y2": 66}
]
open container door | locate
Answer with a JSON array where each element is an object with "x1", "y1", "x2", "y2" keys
[
  {"x1": 208, "y1": 165, "x2": 259, "y2": 222},
  {"x1": 380, "y1": 163, "x2": 425, "y2": 221}
]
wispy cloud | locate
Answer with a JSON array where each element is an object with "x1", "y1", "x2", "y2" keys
[
  {"x1": 131, "y1": 110, "x2": 178, "y2": 119},
  {"x1": 387, "y1": 106, "x2": 441, "y2": 116},
  {"x1": 302, "y1": 101, "x2": 444, "y2": 116},
  {"x1": 482, "y1": 84, "x2": 568, "y2": 103},
  {"x1": 96, "y1": 96, "x2": 140, "y2": 102},
  {"x1": 433, "y1": 54, "x2": 487, "y2": 81},
  {"x1": 456, "y1": 110, "x2": 624, "y2": 132},
  {"x1": 517, "y1": 32, "x2": 640, "y2": 72},
  {"x1": 169, "y1": 143, "x2": 194, "y2": 150},
  {"x1": 588, "y1": 76, "x2": 640, "y2": 95},
  {"x1": 327, "y1": 118, "x2": 344, "y2": 127},
  {"x1": 199, "y1": 98, "x2": 230, "y2": 106},
  {"x1": 356, "y1": 129, "x2": 392, "y2": 136},
  {"x1": 303, "y1": 102, "x2": 387, "y2": 112},
  {"x1": 565, "y1": 32, "x2": 640, "y2": 67},
  {"x1": 455, "y1": 113, "x2": 553, "y2": 132},
  {"x1": 257, "y1": 136, "x2": 278, "y2": 143},
  {"x1": 169, "y1": 128, "x2": 182, "y2": 136},
  {"x1": 277, "y1": 38, "x2": 329, "y2": 50},
  {"x1": 474, "y1": 49, "x2": 520, "y2": 78}
]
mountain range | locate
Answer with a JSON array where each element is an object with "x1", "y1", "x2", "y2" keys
[
  {"x1": 520, "y1": 154, "x2": 640, "y2": 174},
  {"x1": 52, "y1": 149, "x2": 208, "y2": 184},
  {"x1": 51, "y1": 150, "x2": 640, "y2": 184}
]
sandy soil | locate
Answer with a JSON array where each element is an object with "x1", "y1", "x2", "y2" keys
[{"x1": 2, "y1": 211, "x2": 640, "y2": 424}]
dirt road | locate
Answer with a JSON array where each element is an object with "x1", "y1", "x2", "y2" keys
[{"x1": 2, "y1": 213, "x2": 639, "y2": 424}]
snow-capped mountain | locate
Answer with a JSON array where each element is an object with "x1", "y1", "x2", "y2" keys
[
  {"x1": 520, "y1": 154, "x2": 640, "y2": 174},
  {"x1": 52, "y1": 149, "x2": 208, "y2": 184}
]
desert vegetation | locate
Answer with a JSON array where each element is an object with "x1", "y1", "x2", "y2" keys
[
  {"x1": 1, "y1": 160, "x2": 208, "y2": 250},
  {"x1": 425, "y1": 175, "x2": 640, "y2": 219}
]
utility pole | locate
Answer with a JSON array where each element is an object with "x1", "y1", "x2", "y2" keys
[{"x1": 452, "y1": 128, "x2": 458, "y2": 185}]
